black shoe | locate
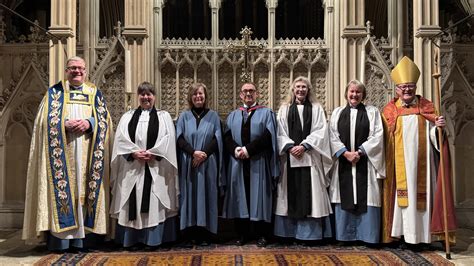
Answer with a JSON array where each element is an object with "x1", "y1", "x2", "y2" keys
[
  {"x1": 235, "y1": 236, "x2": 247, "y2": 246},
  {"x1": 180, "y1": 240, "x2": 195, "y2": 249},
  {"x1": 397, "y1": 242, "x2": 408, "y2": 250},
  {"x1": 199, "y1": 240, "x2": 210, "y2": 246},
  {"x1": 125, "y1": 245, "x2": 142, "y2": 252},
  {"x1": 256, "y1": 237, "x2": 267, "y2": 247}
]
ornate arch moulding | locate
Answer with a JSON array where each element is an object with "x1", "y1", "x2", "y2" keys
[
  {"x1": 0, "y1": 62, "x2": 47, "y2": 136},
  {"x1": 90, "y1": 37, "x2": 126, "y2": 83},
  {"x1": 442, "y1": 63, "x2": 474, "y2": 138},
  {"x1": 274, "y1": 38, "x2": 326, "y2": 47},
  {"x1": 0, "y1": 54, "x2": 48, "y2": 111},
  {"x1": 162, "y1": 38, "x2": 212, "y2": 46},
  {"x1": 361, "y1": 33, "x2": 395, "y2": 109}
]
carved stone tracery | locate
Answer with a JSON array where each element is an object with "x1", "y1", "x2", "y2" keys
[
  {"x1": 158, "y1": 40, "x2": 329, "y2": 118},
  {"x1": 0, "y1": 52, "x2": 48, "y2": 111}
]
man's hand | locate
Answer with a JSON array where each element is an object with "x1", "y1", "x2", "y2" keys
[
  {"x1": 289, "y1": 145, "x2": 305, "y2": 159},
  {"x1": 234, "y1": 147, "x2": 249, "y2": 160},
  {"x1": 435, "y1": 116, "x2": 446, "y2": 128},
  {"x1": 192, "y1": 151, "x2": 207, "y2": 167},
  {"x1": 65, "y1": 119, "x2": 90, "y2": 133}
]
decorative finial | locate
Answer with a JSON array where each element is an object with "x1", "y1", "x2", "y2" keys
[
  {"x1": 366, "y1": 21, "x2": 374, "y2": 36},
  {"x1": 114, "y1": 21, "x2": 123, "y2": 38}
]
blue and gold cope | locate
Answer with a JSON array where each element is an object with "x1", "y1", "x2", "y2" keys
[{"x1": 45, "y1": 80, "x2": 109, "y2": 232}]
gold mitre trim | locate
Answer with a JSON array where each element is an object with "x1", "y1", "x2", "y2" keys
[{"x1": 391, "y1": 56, "x2": 420, "y2": 85}]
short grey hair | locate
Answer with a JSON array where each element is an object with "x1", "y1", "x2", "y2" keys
[
  {"x1": 344, "y1": 79, "x2": 367, "y2": 101},
  {"x1": 65, "y1": 56, "x2": 86, "y2": 70}
]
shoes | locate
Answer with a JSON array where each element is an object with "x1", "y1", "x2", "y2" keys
[
  {"x1": 397, "y1": 242, "x2": 408, "y2": 250},
  {"x1": 235, "y1": 236, "x2": 247, "y2": 246},
  {"x1": 256, "y1": 237, "x2": 267, "y2": 247},
  {"x1": 199, "y1": 240, "x2": 210, "y2": 246},
  {"x1": 180, "y1": 240, "x2": 195, "y2": 249}
]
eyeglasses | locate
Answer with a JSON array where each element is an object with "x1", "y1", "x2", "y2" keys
[
  {"x1": 396, "y1": 84, "x2": 415, "y2": 91},
  {"x1": 241, "y1": 89, "x2": 256, "y2": 95},
  {"x1": 66, "y1": 66, "x2": 86, "y2": 72}
]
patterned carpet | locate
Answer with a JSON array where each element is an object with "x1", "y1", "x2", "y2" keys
[{"x1": 35, "y1": 243, "x2": 453, "y2": 265}]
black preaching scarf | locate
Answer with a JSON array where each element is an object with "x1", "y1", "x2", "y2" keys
[
  {"x1": 127, "y1": 107, "x2": 159, "y2": 221},
  {"x1": 337, "y1": 103, "x2": 369, "y2": 214},
  {"x1": 240, "y1": 107, "x2": 256, "y2": 210},
  {"x1": 287, "y1": 101, "x2": 312, "y2": 218}
]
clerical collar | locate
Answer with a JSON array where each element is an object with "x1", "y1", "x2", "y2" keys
[
  {"x1": 401, "y1": 97, "x2": 418, "y2": 108},
  {"x1": 70, "y1": 84, "x2": 83, "y2": 91},
  {"x1": 140, "y1": 107, "x2": 154, "y2": 112},
  {"x1": 349, "y1": 103, "x2": 363, "y2": 109},
  {"x1": 243, "y1": 103, "x2": 257, "y2": 109}
]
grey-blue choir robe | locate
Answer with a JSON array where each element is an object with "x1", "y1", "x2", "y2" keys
[
  {"x1": 176, "y1": 109, "x2": 224, "y2": 234},
  {"x1": 222, "y1": 106, "x2": 280, "y2": 222}
]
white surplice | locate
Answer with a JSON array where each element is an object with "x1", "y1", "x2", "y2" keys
[
  {"x1": 51, "y1": 96, "x2": 89, "y2": 240},
  {"x1": 390, "y1": 115, "x2": 437, "y2": 244},
  {"x1": 328, "y1": 105, "x2": 386, "y2": 207},
  {"x1": 110, "y1": 109, "x2": 179, "y2": 230},
  {"x1": 274, "y1": 103, "x2": 333, "y2": 218}
]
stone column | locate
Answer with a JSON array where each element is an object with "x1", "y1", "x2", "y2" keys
[
  {"x1": 324, "y1": 0, "x2": 336, "y2": 112},
  {"x1": 413, "y1": 0, "x2": 440, "y2": 100},
  {"x1": 340, "y1": 0, "x2": 366, "y2": 104},
  {"x1": 123, "y1": 0, "x2": 152, "y2": 107},
  {"x1": 388, "y1": 0, "x2": 405, "y2": 63},
  {"x1": 266, "y1": 0, "x2": 277, "y2": 109},
  {"x1": 48, "y1": 0, "x2": 77, "y2": 85},
  {"x1": 209, "y1": 0, "x2": 222, "y2": 108},
  {"x1": 153, "y1": 0, "x2": 165, "y2": 108},
  {"x1": 79, "y1": 0, "x2": 100, "y2": 67}
]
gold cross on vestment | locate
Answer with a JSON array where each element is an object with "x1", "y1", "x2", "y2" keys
[{"x1": 226, "y1": 26, "x2": 265, "y2": 82}]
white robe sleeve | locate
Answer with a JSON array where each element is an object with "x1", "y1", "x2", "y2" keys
[
  {"x1": 360, "y1": 106, "x2": 386, "y2": 179},
  {"x1": 329, "y1": 107, "x2": 346, "y2": 157},
  {"x1": 277, "y1": 104, "x2": 295, "y2": 155}
]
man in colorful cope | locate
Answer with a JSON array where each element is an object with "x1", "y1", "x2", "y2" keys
[{"x1": 23, "y1": 56, "x2": 113, "y2": 251}]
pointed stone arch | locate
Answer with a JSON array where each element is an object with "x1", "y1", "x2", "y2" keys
[
  {"x1": 89, "y1": 36, "x2": 127, "y2": 129},
  {"x1": 217, "y1": 60, "x2": 234, "y2": 115},
  {"x1": 363, "y1": 37, "x2": 394, "y2": 110},
  {"x1": 441, "y1": 63, "x2": 474, "y2": 219},
  {"x1": 0, "y1": 62, "x2": 47, "y2": 216},
  {"x1": 442, "y1": 63, "x2": 474, "y2": 140}
]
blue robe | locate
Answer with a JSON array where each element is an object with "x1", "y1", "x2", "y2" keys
[
  {"x1": 222, "y1": 107, "x2": 280, "y2": 222},
  {"x1": 176, "y1": 109, "x2": 223, "y2": 234}
]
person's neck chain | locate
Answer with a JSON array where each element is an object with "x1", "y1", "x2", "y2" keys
[{"x1": 192, "y1": 108, "x2": 205, "y2": 119}]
